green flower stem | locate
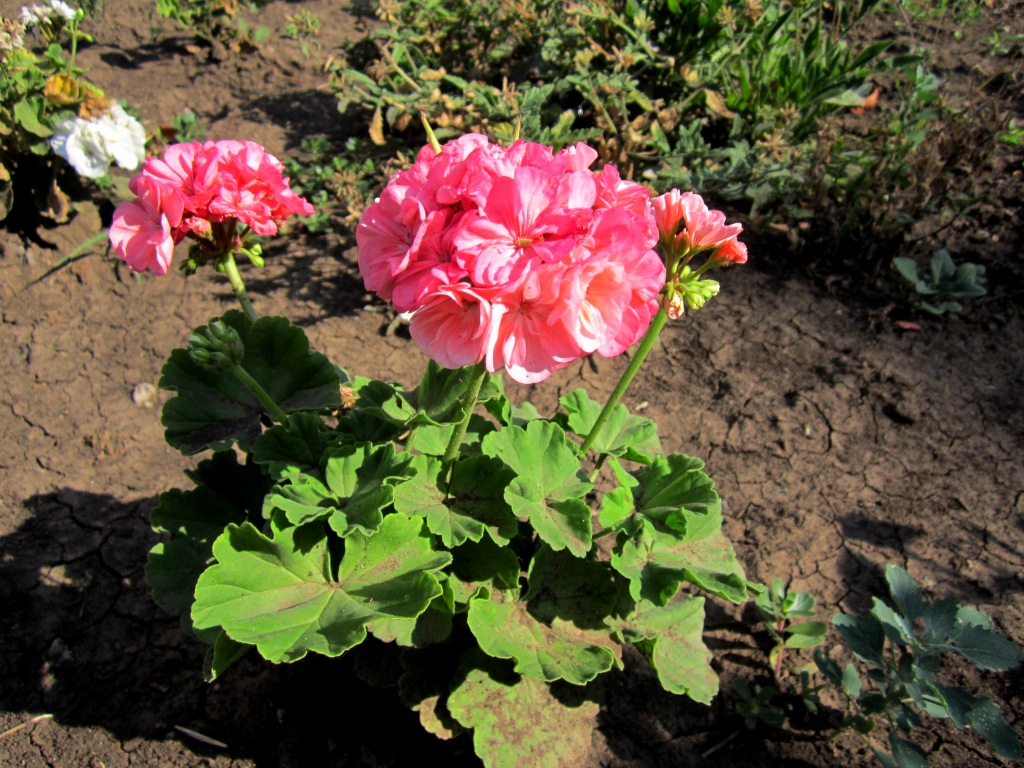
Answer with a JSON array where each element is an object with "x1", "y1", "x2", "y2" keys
[
  {"x1": 579, "y1": 307, "x2": 669, "y2": 456},
  {"x1": 231, "y1": 365, "x2": 289, "y2": 426},
  {"x1": 441, "y1": 361, "x2": 488, "y2": 468},
  {"x1": 221, "y1": 252, "x2": 258, "y2": 324}
]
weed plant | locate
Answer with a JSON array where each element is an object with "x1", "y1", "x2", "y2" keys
[{"x1": 326, "y1": 0, "x2": 1004, "y2": 275}]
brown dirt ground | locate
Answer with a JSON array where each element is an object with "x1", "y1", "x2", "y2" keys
[{"x1": 1, "y1": 1, "x2": 1022, "y2": 766}]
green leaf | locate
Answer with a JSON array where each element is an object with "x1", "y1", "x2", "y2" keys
[
  {"x1": 598, "y1": 485, "x2": 634, "y2": 528},
  {"x1": 842, "y1": 664, "x2": 862, "y2": 697},
  {"x1": 192, "y1": 514, "x2": 451, "y2": 662},
  {"x1": 13, "y1": 98, "x2": 51, "y2": 137},
  {"x1": 368, "y1": 578, "x2": 455, "y2": 648},
  {"x1": 632, "y1": 454, "x2": 720, "y2": 532},
  {"x1": 948, "y1": 618, "x2": 1023, "y2": 671},
  {"x1": 559, "y1": 389, "x2": 660, "y2": 459},
  {"x1": 606, "y1": 453, "x2": 744, "y2": 604},
  {"x1": 814, "y1": 648, "x2": 843, "y2": 686},
  {"x1": 871, "y1": 598, "x2": 914, "y2": 645},
  {"x1": 413, "y1": 362, "x2": 501, "y2": 425},
  {"x1": 466, "y1": 547, "x2": 620, "y2": 685},
  {"x1": 161, "y1": 312, "x2": 341, "y2": 454},
  {"x1": 611, "y1": 516, "x2": 746, "y2": 605},
  {"x1": 203, "y1": 631, "x2": 250, "y2": 682},
  {"x1": 264, "y1": 474, "x2": 337, "y2": 527},
  {"x1": 833, "y1": 613, "x2": 886, "y2": 666},
  {"x1": 448, "y1": 536, "x2": 521, "y2": 606},
  {"x1": 448, "y1": 652, "x2": 600, "y2": 768},
  {"x1": 784, "y1": 621, "x2": 828, "y2": 648},
  {"x1": 147, "y1": 451, "x2": 266, "y2": 614},
  {"x1": 333, "y1": 408, "x2": 408, "y2": 446},
  {"x1": 393, "y1": 454, "x2": 518, "y2": 547},
  {"x1": 892, "y1": 257, "x2": 922, "y2": 287},
  {"x1": 351, "y1": 378, "x2": 417, "y2": 426},
  {"x1": 407, "y1": 414, "x2": 496, "y2": 456},
  {"x1": 629, "y1": 597, "x2": 717, "y2": 703},
  {"x1": 482, "y1": 421, "x2": 593, "y2": 557},
  {"x1": 885, "y1": 565, "x2": 925, "y2": 621},
  {"x1": 322, "y1": 443, "x2": 412, "y2": 536},
  {"x1": 888, "y1": 734, "x2": 928, "y2": 768},
  {"x1": 966, "y1": 697, "x2": 1023, "y2": 761},
  {"x1": 252, "y1": 413, "x2": 330, "y2": 481},
  {"x1": 922, "y1": 596, "x2": 958, "y2": 642}
]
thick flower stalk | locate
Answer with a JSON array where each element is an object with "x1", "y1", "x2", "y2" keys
[
  {"x1": 357, "y1": 134, "x2": 666, "y2": 384},
  {"x1": 579, "y1": 188, "x2": 747, "y2": 453},
  {"x1": 108, "y1": 139, "x2": 315, "y2": 277}
]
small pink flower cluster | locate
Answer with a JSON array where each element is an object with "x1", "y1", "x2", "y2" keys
[
  {"x1": 651, "y1": 189, "x2": 747, "y2": 265},
  {"x1": 109, "y1": 140, "x2": 315, "y2": 275},
  {"x1": 357, "y1": 135, "x2": 666, "y2": 384}
]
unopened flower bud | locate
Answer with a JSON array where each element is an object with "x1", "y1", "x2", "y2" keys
[
  {"x1": 243, "y1": 243, "x2": 264, "y2": 268},
  {"x1": 681, "y1": 278, "x2": 720, "y2": 311},
  {"x1": 664, "y1": 291, "x2": 686, "y2": 320},
  {"x1": 187, "y1": 320, "x2": 244, "y2": 371}
]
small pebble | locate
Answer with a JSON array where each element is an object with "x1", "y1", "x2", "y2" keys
[{"x1": 132, "y1": 382, "x2": 158, "y2": 408}]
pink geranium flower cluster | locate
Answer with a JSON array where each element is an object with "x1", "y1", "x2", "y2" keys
[
  {"x1": 109, "y1": 140, "x2": 315, "y2": 276},
  {"x1": 357, "y1": 134, "x2": 666, "y2": 384}
]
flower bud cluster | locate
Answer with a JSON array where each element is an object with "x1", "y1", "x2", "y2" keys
[
  {"x1": 650, "y1": 188, "x2": 746, "y2": 318},
  {"x1": 187, "y1": 320, "x2": 245, "y2": 371}
]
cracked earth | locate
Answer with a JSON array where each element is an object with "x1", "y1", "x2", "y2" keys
[{"x1": 1, "y1": 1, "x2": 1022, "y2": 766}]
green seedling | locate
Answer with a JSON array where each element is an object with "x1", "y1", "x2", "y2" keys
[
  {"x1": 816, "y1": 564, "x2": 1022, "y2": 767},
  {"x1": 892, "y1": 250, "x2": 987, "y2": 315},
  {"x1": 754, "y1": 577, "x2": 828, "y2": 678}
]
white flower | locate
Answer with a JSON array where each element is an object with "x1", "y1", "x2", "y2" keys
[
  {"x1": 50, "y1": 105, "x2": 147, "y2": 179},
  {"x1": 19, "y1": 0, "x2": 75, "y2": 27},
  {"x1": 19, "y1": 4, "x2": 49, "y2": 26},
  {"x1": 100, "y1": 104, "x2": 146, "y2": 171},
  {"x1": 48, "y1": 0, "x2": 77, "y2": 21}
]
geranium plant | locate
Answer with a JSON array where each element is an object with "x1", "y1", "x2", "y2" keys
[{"x1": 122, "y1": 128, "x2": 751, "y2": 767}]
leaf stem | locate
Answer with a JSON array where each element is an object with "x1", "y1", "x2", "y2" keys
[
  {"x1": 231, "y1": 365, "x2": 289, "y2": 426},
  {"x1": 220, "y1": 251, "x2": 258, "y2": 323},
  {"x1": 441, "y1": 362, "x2": 488, "y2": 468},
  {"x1": 579, "y1": 307, "x2": 669, "y2": 455}
]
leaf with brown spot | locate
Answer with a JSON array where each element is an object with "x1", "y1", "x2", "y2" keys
[{"x1": 448, "y1": 651, "x2": 600, "y2": 768}]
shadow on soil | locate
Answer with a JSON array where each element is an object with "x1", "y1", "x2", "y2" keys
[{"x1": 0, "y1": 489, "x2": 480, "y2": 767}]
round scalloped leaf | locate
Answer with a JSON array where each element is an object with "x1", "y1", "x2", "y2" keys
[
  {"x1": 252, "y1": 413, "x2": 331, "y2": 481},
  {"x1": 350, "y1": 378, "x2": 418, "y2": 426},
  {"x1": 147, "y1": 450, "x2": 267, "y2": 614},
  {"x1": 411, "y1": 361, "x2": 503, "y2": 426},
  {"x1": 559, "y1": 388, "x2": 660, "y2": 460},
  {"x1": 367, "y1": 578, "x2": 455, "y2": 648},
  {"x1": 160, "y1": 311, "x2": 341, "y2": 455},
  {"x1": 448, "y1": 536, "x2": 522, "y2": 606},
  {"x1": 448, "y1": 652, "x2": 599, "y2": 768},
  {"x1": 611, "y1": 515, "x2": 746, "y2": 605},
  {"x1": 632, "y1": 454, "x2": 720, "y2": 531},
  {"x1": 467, "y1": 548, "x2": 620, "y2": 685},
  {"x1": 393, "y1": 454, "x2": 517, "y2": 547},
  {"x1": 628, "y1": 596, "x2": 718, "y2": 703},
  {"x1": 608, "y1": 454, "x2": 746, "y2": 605},
  {"x1": 481, "y1": 420, "x2": 592, "y2": 557},
  {"x1": 191, "y1": 514, "x2": 451, "y2": 663},
  {"x1": 264, "y1": 474, "x2": 336, "y2": 527},
  {"x1": 323, "y1": 443, "x2": 413, "y2": 537}
]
